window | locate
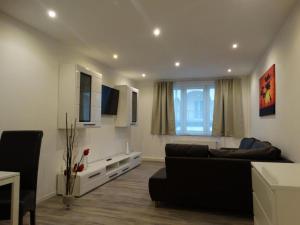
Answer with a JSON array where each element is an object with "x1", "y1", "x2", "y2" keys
[{"x1": 173, "y1": 81, "x2": 215, "y2": 136}]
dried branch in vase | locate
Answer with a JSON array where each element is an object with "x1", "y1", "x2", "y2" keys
[{"x1": 63, "y1": 113, "x2": 90, "y2": 197}]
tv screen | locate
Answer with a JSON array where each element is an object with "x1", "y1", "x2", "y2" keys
[{"x1": 101, "y1": 85, "x2": 119, "y2": 115}]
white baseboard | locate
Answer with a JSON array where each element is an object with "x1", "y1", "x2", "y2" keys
[
  {"x1": 37, "y1": 192, "x2": 56, "y2": 204},
  {"x1": 142, "y1": 157, "x2": 164, "y2": 162}
]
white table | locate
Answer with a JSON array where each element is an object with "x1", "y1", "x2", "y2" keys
[{"x1": 0, "y1": 172, "x2": 20, "y2": 225}]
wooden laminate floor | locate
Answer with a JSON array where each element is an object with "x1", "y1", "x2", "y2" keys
[{"x1": 1, "y1": 162, "x2": 253, "y2": 225}]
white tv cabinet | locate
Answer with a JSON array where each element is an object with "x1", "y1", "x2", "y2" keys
[
  {"x1": 252, "y1": 162, "x2": 300, "y2": 225},
  {"x1": 57, "y1": 152, "x2": 141, "y2": 197}
]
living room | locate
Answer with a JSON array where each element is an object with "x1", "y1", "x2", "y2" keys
[{"x1": 0, "y1": 0, "x2": 300, "y2": 225}]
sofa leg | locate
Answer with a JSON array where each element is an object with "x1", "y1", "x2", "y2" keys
[
  {"x1": 30, "y1": 210, "x2": 36, "y2": 225},
  {"x1": 154, "y1": 201, "x2": 160, "y2": 208}
]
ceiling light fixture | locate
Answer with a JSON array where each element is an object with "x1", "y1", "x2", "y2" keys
[
  {"x1": 47, "y1": 10, "x2": 57, "y2": 18},
  {"x1": 175, "y1": 61, "x2": 181, "y2": 67},
  {"x1": 227, "y1": 68, "x2": 232, "y2": 73},
  {"x1": 232, "y1": 43, "x2": 239, "y2": 49},
  {"x1": 142, "y1": 73, "x2": 146, "y2": 78},
  {"x1": 153, "y1": 27, "x2": 161, "y2": 37},
  {"x1": 113, "y1": 54, "x2": 118, "y2": 59}
]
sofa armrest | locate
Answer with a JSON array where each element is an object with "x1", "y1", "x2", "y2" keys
[
  {"x1": 149, "y1": 168, "x2": 166, "y2": 180},
  {"x1": 148, "y1": 168, "x2": 168, "y2": 201}
]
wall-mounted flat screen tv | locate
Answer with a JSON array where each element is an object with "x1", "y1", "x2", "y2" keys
[{"x1": 101, "y1": 85, "x2": 119, "y2": 115}]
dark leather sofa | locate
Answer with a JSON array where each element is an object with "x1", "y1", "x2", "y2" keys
[{"x1": 148, "y1": 138, "x2": 292, "y2": 214}]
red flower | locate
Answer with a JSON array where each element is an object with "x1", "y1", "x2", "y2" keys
[
  {"x1": 77, "y1": 164, "x2": 84, "y2": 172},
  {"x1": 83, "y1": 148, "x2": 90, "y2": 156}
]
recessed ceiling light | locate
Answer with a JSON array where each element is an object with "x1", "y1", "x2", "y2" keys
[
  {"x1": 47, "y1": 10, "x2": 57, "y2": 18},
  {"x1": 113, "y1": 54, "x2": 118, "y2": 59},
  {"x1": 153, "y1": 28, "x2": 161, "y2": 37},
  {"x1": 232, "y1": 43, "x2": 239, "y2": 49},
  {"x1": 142, "y1": 73, "x2": 146, "y2": 78},
  {"x1": 174, "y1": 61, "x2": 181, "y2": 67},
  {"x1": 227, "y1": 68, "x2": 232, "y2": 73}
]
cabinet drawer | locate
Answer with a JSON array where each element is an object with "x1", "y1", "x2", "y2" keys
[
  {"x1": 80, "y1": 168, "x2": 106, "y2": 184},
  {"x1": 131, "y1": 155, "x2": 141, "y2": 168},
  {"x1": 253, "y1": 193, "x2": 272, "y2": 225},
  {"x1": 79, "y1": 175, "x2": 108, "y2": 196},
  {"x1": 252, "y1": 168, "x2": 275, "y2": 224}
]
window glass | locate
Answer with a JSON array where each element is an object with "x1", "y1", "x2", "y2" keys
[
  {"x1": 79, "y1": 73, "x2": 92, "y2": 122},
  {"x1": 173, "y1": 81, "x2": 215, "y2": 136}
]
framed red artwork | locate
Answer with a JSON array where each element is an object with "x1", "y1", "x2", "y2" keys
[{"x1": 259, "y1": 64, "x2": 276, "y2": 116}]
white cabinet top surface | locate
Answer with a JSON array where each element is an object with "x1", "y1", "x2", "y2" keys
[{"x1": 252, "y1": 162, "x2": 300, "y2": 190}]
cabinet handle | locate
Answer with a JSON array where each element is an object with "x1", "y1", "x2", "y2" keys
[
  {"x1": 88, "y1": 172, "x2": 101, "y2": 179},
  {"x1": 122, "y1": 167, "x2": 129, "y2": 172},
  {"x1": 109, "y1": 173, "x2": 118, "y2": 179}
]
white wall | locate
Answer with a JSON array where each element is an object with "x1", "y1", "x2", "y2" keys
[
  {"x1": 0, "y1": 12, "x2": 135, "y2": 201},
  {"x1": 250, "y1": 1, "x2": 300, "y2": 162},
  {"x1": 131, "y1": 77, "x2": 250, "y2": 161}
]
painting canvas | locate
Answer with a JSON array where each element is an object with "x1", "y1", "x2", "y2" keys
[{"x1": 259, "y1": 64, "x2": 276, "y2": 116}]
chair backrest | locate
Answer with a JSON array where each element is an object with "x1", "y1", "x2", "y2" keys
[{"x1": 0, "y1": 131, "x2": 43, "y2": 191}]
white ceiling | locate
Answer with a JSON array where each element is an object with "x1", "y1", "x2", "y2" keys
[{"x1": 0, "y1": 0, "x2": 297, "y2": 80}]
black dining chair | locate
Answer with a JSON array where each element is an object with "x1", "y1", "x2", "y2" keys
[{"x1": 0, "y1": 130, "x2": 43, "y2": 225}]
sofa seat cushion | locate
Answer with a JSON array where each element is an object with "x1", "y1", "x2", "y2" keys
[
  {"x1": 209, "y1": 147, "x2": 281, "y2": 160},
  {"x1": 165, "y1": 144, "x2": 209, "y2": 157}
]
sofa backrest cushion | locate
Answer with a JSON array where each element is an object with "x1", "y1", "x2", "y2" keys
[
  {"x1": 239, "y1": 137, "x2": 257, "y2": 149},
  {"x1": 209, "y1": 147, "x2": 281, "y2": 160},
  {"x1": 251, "y1": 140, "x2": 272, "y2": 149},
  {"x1": 165, "y1": 144, "x2": 209, "y2": 157}
]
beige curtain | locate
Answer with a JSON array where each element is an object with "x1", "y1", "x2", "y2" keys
[
  {"x1": 212, "y1": 79, "x2": 244, "y2": 138},
  {"x1": 151, "y1": 81, "x2": 176, "y2": 135}
]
